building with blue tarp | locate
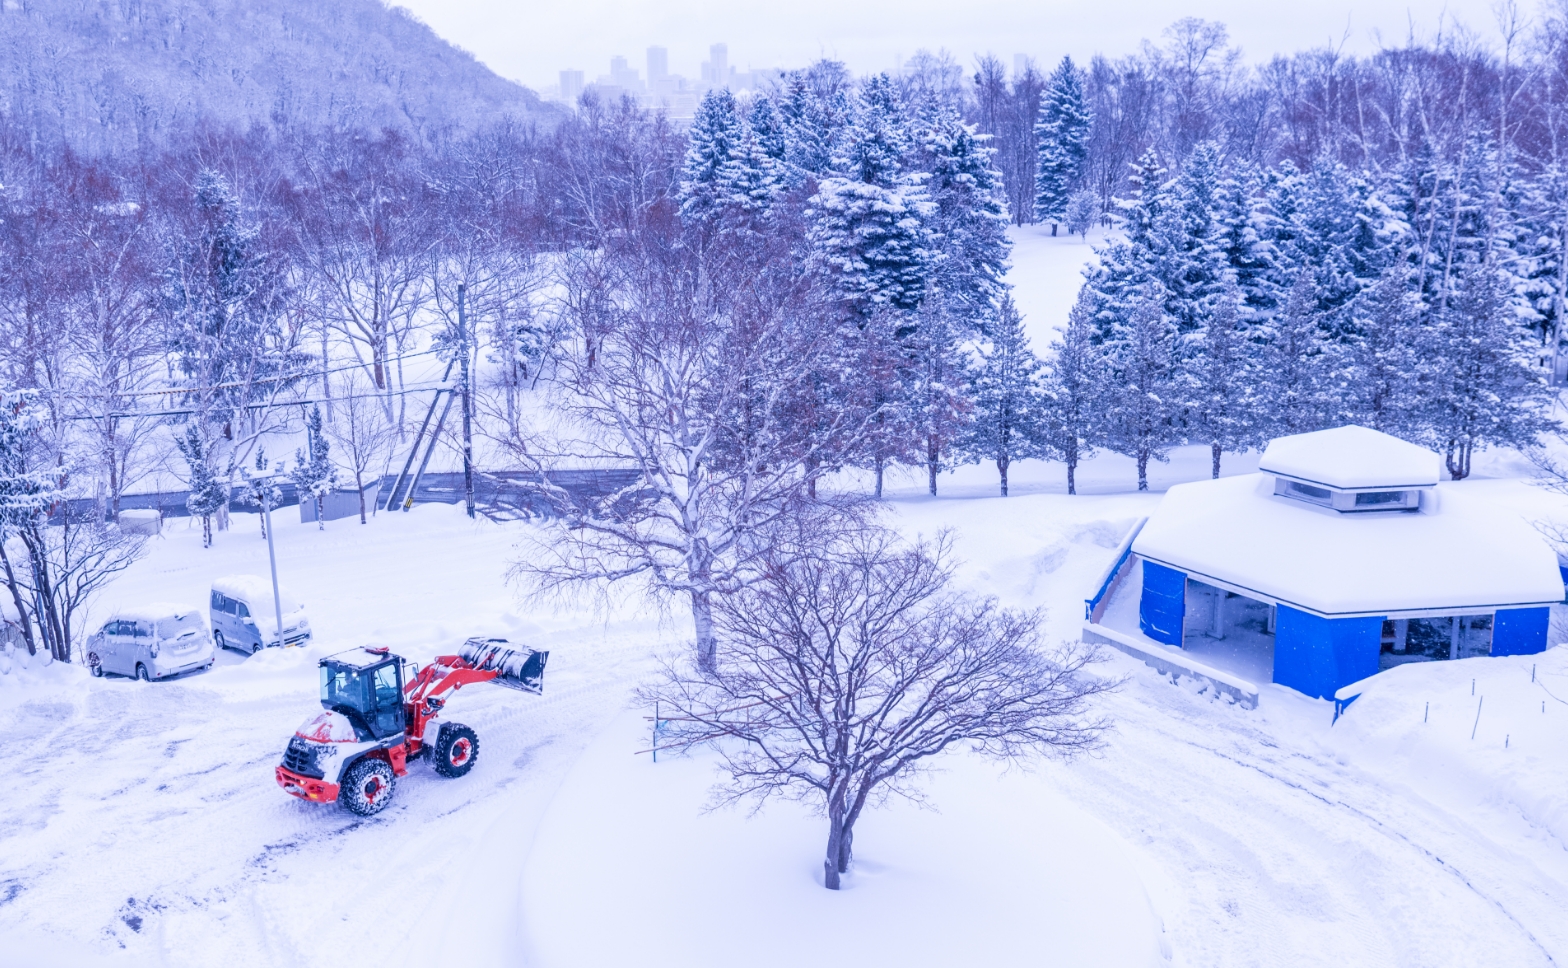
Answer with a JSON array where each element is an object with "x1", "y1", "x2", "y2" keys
[{"x1": 1083, "y1": 427, "x2": 1564, "y2": 702}]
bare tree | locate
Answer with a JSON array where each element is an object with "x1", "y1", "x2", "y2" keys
[
  {"x1": 17, "y1": 508, "x2": 147, "y2": 662},
  {"x1": 325, "y1": 371, "x2": 395, "y2": 524},
  {"x1": 644, "y1": 527, "x2": 1114, "y2": 890},
  {"x1": 513, "y1": 222, "x2": 871, "y2": 672}
]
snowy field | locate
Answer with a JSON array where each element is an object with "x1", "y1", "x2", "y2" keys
[{"x1": 3, "y1": 226, "x2": 1568, "y2": 968}]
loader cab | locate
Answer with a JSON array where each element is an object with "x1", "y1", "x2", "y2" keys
[{"x1": 320, "y1": 649, "x2": 406, "y2": 741}]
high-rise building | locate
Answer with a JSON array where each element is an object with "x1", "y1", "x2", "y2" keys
[
  {"x1": 559, "y1": 69, "x2": 584, "y2": 103},
  {"x1": 646, "y1": 46, "x2": 668, "y2": 83},
  {"x1": 709, "y1": 43, "x2": 729, "y2": 87}
]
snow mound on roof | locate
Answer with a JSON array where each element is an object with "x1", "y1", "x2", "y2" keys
[
  {"x1": 108, "y1": 602, "x2": 203, "y2": 623},
  {"x1": 212, "y1": 574, "x2": 302, "y2": 612},
  {"x1": 1132, "y1": 474, "x2": 1563, "y2": 615},
  {"x1": 1259, "y1": 425, "x2": 1441, "y2": 490}
]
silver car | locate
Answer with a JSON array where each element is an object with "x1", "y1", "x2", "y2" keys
[
  {"x1": 210, "y1": 575, "x2": 312, "y2": 654},
  {"x1": 86, "y1": 605, "x2": 215, "y2": 681}
]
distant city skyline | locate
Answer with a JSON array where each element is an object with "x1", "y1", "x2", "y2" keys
[{"x1": 396, "y1": 0, "x2": 1514, "y2": 93}]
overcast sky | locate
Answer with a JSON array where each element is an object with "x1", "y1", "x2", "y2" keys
[{"x1": 396, "y1": 0, "x2": 1520, "y2": 92}]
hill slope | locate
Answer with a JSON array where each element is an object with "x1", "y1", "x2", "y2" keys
[{"x1": 0, "y1": 0, "x2": 551, "y2": 152}]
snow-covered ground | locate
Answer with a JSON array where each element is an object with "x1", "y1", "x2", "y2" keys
[{"x1": 4, "y1": 223, "x2": 1568, "y2": 968}]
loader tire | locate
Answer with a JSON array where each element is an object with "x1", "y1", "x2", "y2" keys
[
  {"x1": 432, "y1": 724, "x2": 479, "y2": 779},
  {"x1": 341, "y1": 757, "x2": 394, "y2": 816}
]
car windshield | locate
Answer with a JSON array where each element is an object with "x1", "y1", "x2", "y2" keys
[
  {"x1": 156, "y1": 614, "x2": 203, "y2": 639},
  {"x1": 321, "y1": 662, "x2": 373, "y2": 716}
]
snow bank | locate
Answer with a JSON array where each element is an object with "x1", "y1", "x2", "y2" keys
[{"x1": 1330, "y1": 645, "x2": 1568, "y2": 851}]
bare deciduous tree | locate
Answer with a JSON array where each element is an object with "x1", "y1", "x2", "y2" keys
[
  {"x1": 513, "y1": 220, "x2": 871, "y2": 672},
  {"x1": 325, "y1": 371, "x2": 395, "y2": 524},
  {"x1": 644, "y1": 527, "x2": 1114, "y2": 890}
]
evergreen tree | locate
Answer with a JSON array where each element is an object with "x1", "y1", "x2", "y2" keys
[
  {"x1": 1081, "y1": 149, "x2": 1168, "y2": 340},
  {"x1": 1343, "y1": 268, "x2": 1422, "y2": 436},
  {"x1": 808, "y1": 75, "x2": 932, "y2": 321},
  {"x1": 176, "y1": 425, "x2": 229, "y2": 549},
  {"x1": 918, "y1": 106, "x2": 1012, "y2": 336},
  {"x1": 1033, "y1": 57, "x2": 1091, "y2": 233},
  {"x1": 1042, "y1": 290, "x2": 1102, "y2": 495},
  {"x1": 1253, "y1": 273, "x2": 1334, "y2": 438},
  {"x1": 679, "y1": 90, "x2": 746, "y2": 224},
  {"x1": 1211, "y1": 163, "x2": 1278, "y2": 325},
  {"x1": 780, "y1": 60, "x2": 853, "y2": 180},
  {"x1": 239, "y1": 446, "x2": 286, "y2": 539},
  {"x1": 748, "y1": 94, "x2": 788, "y2": 164},
  {"x1": 1099, "y1": 286, "x2": 1179, "y2": 491},
  {"x1": 1417, "y1": 264, "x2": 1555, "y2": 479},
  {"x1": 1180, "y1": 282, "x2": 1254, "y2": 477},
  {"x1": 1064, "y1": 189, "x2": 1097, "y2": 240},
  {"x1": 908, "y1": 295, "x2": 973, "y2": 495},
  {"x1": 291, "y1": 405, "x2": 336, "y2": 530},
  {"x1": 961, "y1": 294, "x2": 1047, "y2": 496}
]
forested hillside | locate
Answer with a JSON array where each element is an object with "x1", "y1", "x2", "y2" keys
[{"x1": 0, "y1": 0, "x2": 551, "y2": 152}]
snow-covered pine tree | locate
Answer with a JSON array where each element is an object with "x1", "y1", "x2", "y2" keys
[
  {"x1": 679, "y1": 90, "x2": 746, "y2": 225},
  {"x1": 1161, "y1": 141, "x2": 1230, "y2": 336},
  {"x1": 1180, "y1": 281, "x2": 1254, "y2": 477},
  {"x1": 0, "y1": 386, "x2": 60, "y2": 656},
  {"x1": 177, "y1": 425, "x2": 229, "y2": 548},
  {"x1": 291, "y1": 405, "x2": 336, "y2": 530},
  {"x1": 918, "y1": 105, "x2": 1012, "y2": 336},
  {"x1": 909, "y1": 294, "x2": 973, "y2": 495},
  {"x1": 1416, "y1": 264, "x2": 1555, "y2": 479},
  {"x1": 961, "y1": 294, "x2": 1047, "y2": 495},
  {"x1": 808, "y1": 74, "x2": 932, "y2": 322},
  {"x1": 1343, "y1": 268, "x2": 1422, "y2": 436},
  {"x1": 1211, "y1": 163, "x2": 1278, "y2": 325},
  {"x1": 749, "y1": 94, "x2": 788, "y2": 165},
  {"x1": 780, "y1": 60, "x2": 853, "y2": 181},
  {"x1": 1033, "y1": 56, "x2": 1091, "y2": 234},
  {"x1": 1080, "y1": 148, "x2": 1167, "y2": 340},
  {"x1": 1064, "y1": 189, "x2": 1097, "y2": 240},
  {"x1": 1253, "y1": 273, "x2": 1334, "y2": 437},
  {"x1": 1099, "y1": 286, "x2": 1179, "y2": 491},
  {"x1": 1042, "y1": 289, "x2": 1103, "y2": 495}
]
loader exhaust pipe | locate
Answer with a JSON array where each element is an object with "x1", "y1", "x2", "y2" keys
[{"x1": 459, "y1": 637, "x2": 548, "y2": 694}]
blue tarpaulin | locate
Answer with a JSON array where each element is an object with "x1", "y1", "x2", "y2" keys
[
  {"x1": 1139, "y1": 560, "x2": 1187, "y2": 646},
  {"x1": 1492, "y1": 606, "x2": 1549, "y2": 657}
]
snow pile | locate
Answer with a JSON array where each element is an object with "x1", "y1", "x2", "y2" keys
[{"x1": 1331, "y1": 646, "x2": 1568, "y2": 850}]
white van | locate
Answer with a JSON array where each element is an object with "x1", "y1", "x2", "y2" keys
[
  {"x1": 86, "y1": 605, "x2": 215, "y2": 681},
  {"x1": 210, "y1": 575, "x2": 312, "y2": 654}
]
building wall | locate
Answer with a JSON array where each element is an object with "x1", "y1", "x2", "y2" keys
[
  {"x1": 1492, "y1": 606, "x2": 1550, "y2": 656},
  {"x1": 1274, "y1": 606, "x2": 1382, "y2": 700},
  {"x1": 1139, "y1": 560, "x2": 1186, "y2": 646}
]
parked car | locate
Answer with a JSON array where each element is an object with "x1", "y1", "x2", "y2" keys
[
  {"x1": 210, "y1": 575, "x2": 312, "y2": 654},
  {"x1": 85, "y1": 605, "x2": 215, "y2": 681}
]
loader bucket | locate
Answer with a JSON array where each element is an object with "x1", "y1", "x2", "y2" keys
[{"x1": 459, "y1": 637, "x2": 548, "y2": 694}]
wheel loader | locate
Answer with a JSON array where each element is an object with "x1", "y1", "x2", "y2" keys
[{"x1": 275, "y1": 638, "x2": 548, "y2": 815}]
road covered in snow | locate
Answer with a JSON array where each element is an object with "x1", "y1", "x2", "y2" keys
[{"x1": 2, "y1": 461, "x2": 1567, "y2": 968}]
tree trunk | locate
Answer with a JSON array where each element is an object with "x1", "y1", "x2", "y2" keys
[
  {"x1": 356, "y1": 470, "x2": 368, "y2": 524},
  {"x1": 1066, "y1": 438, "x2": 1078, "y2": 496},
  {"x1": 874, "y1": 458, "x2": 884, "y2": 499},
  {"x1": 1137, "y1": 447, "x2": 1150, "y2": 492},
  {"x1": 202, "y1": 514, "x2": 212, "y2": 548},
  {"x1": 927, "y1": 434, "x2": 939, "y2": 496},
  {"x1": 823, "y1": 794, "x2": 847, "y2": 890},
  {"x1": 316, "y1": 494, "x2": 326, "y2": 531},
  {"x1": 1051, "y1": 222, "x2": 1058, "y2": 237},
  {"x1": 1447, "y1": 438, "x2": 1472, "y2": 480},
  {"x1": 0, "y1": 539, "x2": 37, "y2": 656},
  {"x1": 1211, "y1": 441, "x2": 1222, "y2": 479},
  {"x1": 997, "y1": 456, "x2": 1010, "y2": 497},
  {"x1": 692, "y1": 588, "x2": 717, "y2": 672}
]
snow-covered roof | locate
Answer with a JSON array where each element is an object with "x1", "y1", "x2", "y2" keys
[
  {"x1": 109, "y1": 603, "x2": 204, "y2": 624},
  {"x1": 1131, "y1": 473, "x2": 1563, "y2": 616},
  {"x1": 213, "y1": 575, "x2": 301, "y2": 610},
  {"x1": 1258, "y1": 425, "x2": 1441, "y2": 491}
]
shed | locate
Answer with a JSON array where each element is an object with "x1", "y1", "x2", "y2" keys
[{"x1": 1084, "y1": 426, "x2": 1563, "y2": 701}]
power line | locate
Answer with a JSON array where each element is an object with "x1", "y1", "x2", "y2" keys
[
  {"x1": 62, "y1": 381, "x2": 454, "y2": 422},
  {"x1": 57, "y1": 348, "x2": 443, "y2": 401}
]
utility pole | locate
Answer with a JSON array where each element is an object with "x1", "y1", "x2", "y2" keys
[
  {"x1": 261, "y1": 473, "x2": 285, "y2": 648},
  {"x1": 458, "y1": 283, "x2": 475, "y2": 519}
]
